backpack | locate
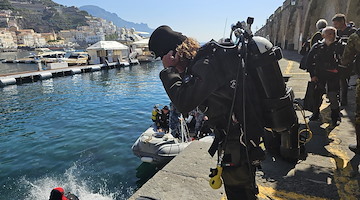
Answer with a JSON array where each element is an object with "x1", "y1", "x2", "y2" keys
[{"x1": 300, "y1": 40, "x2": 310, "y2": 55}]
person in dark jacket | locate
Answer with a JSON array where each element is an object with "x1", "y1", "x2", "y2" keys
[
  {"x1": 332, "y1": 13, "x2": 357, "y2": 106},
  {"x1": 300, "y1": 19, "x2": 328, "y2": 71},
  {"x1": 310, "y1": 19, "x2": 328, "y2": 47},
  {"x1": 158, "y1": 105, "x2": 170, "y2": 132},
  {"x1": 149, "y1": 25, "x2": 265, "y2": 200},
  {"x1": 306, "y1": 26, "x2": 345, "y2": 125},
  {"x1": 342, "y1": 30, "x2": 360, "y2": 154}
]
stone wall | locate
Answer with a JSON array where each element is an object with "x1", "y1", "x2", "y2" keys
[{"x1": 256, "y1": 0, "x2": 360, "y2": 51}]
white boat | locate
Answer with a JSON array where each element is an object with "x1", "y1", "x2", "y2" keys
[
  {"x1": 132, "y1": 116, "x2": 192, "y2": 165},
  {"x1": 131, "y1": 38, "x2": 156, "y2": 63},
  {"x1": 61, "y1": 52, "x2": 89, "y2": 66},
  {"x1": 17, "y1": 48, "x2": 66, "y2": 64}
]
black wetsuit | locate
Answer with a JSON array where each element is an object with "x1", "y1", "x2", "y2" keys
[
  {"x1": 160, "y1": 42, "x2": 264, "y2": 200},
  {"x1": 310, "y1": 30, "x2": 323, "y2": 47},
  {"x1": 158, "y1": 111, "x2": 169, "y2": 131},
  {"x1": 306, "y1": 40, "x2": 345, "y2": 121}
]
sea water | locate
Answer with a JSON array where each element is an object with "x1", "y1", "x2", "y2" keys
[{"x1": 0, "y1": 61, "x2": 169, "y2": 199}]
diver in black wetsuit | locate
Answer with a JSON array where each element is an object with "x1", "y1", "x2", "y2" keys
[{"x1": 149, "y1": 25, "x2": 265, "y2": 200}]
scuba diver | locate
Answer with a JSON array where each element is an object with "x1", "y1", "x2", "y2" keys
[
  {"x1": 49, "y1": 187, "x2": 79, "y2": 200},
  {"x1": 149, "y1": 17, "x2": 302, "y2": 200},
  {"x1": 151, "y1": 105, "x2": 160, "y2": 128},
  {"x1": 158, "y1": 105, "x2": 170, "y2": 132}
]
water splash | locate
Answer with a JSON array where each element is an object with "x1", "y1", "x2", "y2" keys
[{"x1": 21, "y1": 164, "x2": 130, "y2": 200}]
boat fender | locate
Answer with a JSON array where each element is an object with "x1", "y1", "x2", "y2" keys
[
  {"x1": 141, "y1": 157, "x2": 154, "y2": 163},
  {"x1": 0, "y1": 78, "x2": 16, "y2": 87},
  {"x1": 39, "y1": 72, "x2": 52, "y2": 80},
  {"x1": 71, "y1": 68, "x2": 82, "y2": 74},
  {"x1": 91, "y1": 66, "x2": 101, "y2": 71}
]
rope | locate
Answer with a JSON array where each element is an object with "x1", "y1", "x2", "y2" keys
[{"x1": 295, "y1": 103, "x2": 313, "y2": 144}]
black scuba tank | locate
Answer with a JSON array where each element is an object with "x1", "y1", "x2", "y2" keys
[{"x1": 246, "y1": 36, "x2": 297, "y2": 132}]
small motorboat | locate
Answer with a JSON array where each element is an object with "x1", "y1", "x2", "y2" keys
[{"x1": 132, "y1": 116, "x2": 192, "y2": 165}]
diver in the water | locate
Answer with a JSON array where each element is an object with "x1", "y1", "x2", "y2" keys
[{"x1": 49, "y1": 187, "x2": 79, "y2": 200}]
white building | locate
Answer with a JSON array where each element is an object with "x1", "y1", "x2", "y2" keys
[
  {"x1": 33, "y1": 33, "x2": 47, "y2": 47},
  {"x1": 86, "y1": 33, "x2": 105, "y2": 44},
  {"x1": 0, "y1": 29, "x2": 17, "y2": 48},
  {"x1": 75, "y1": 31, "x2": 86, "y2": 42},
  {"x1": 58, "y1": 30, "x2": 76, "y2": 43},
  {"x1": 17, "y1": 31, "x2": 35, "y2": 46}
]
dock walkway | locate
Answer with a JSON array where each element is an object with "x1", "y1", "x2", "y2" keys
[{"x1": 0, "y1": 62, "x2": 129, "y2": 87}]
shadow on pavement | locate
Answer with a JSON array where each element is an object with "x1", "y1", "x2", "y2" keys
[
  {"x1": 281, "y1": 50, "x2": 302, "y2": 63},
  {"x1": 257, "y1": 102, "x2": 360, "y2": 199}
]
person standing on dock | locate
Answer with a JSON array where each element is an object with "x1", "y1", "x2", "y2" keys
[
  {"x1": 306, "y1": 26, "x2": 344, "y2": 126},
  {"x1": 342, "y1": 29, "x2": 360, "y2": 154},
  {"x1": 149, "y1": 25, "x2": 265, "y2": 200},
  {"x1": 332, "y1": 13, "x2": 357, "y2": 106}
]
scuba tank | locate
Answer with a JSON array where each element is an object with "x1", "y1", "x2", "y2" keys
[
  {"x1": 229, "y1": 19, "x2": 301, "y2": 161},
  {"x1": 245, "y1": 36, "x2": 300, "y2": 160},
  {"x1": 151, "y1": 106, "x2": 159, "y2": 121},
  {"x1": 246, "y1": 36, "x2": 297, "y2": 132}
]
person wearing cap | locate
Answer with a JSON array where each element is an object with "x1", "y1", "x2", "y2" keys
[
  {"x1": 149, "y1": 25, "x2": 265, "y2": 200},
  {"x1": 49, "y1": 187, "x2": 79, "y2": 200}
]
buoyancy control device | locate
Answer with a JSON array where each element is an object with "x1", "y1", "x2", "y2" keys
[
  {"x1": 219, "y1": 19, "x2": 302, "y2": 162},
  {"x1": 207, "y1": 18, "x2": 307, "y2": 190}
]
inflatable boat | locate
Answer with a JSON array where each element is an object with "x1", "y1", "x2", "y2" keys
[{"x1": 132, "y1": 117, "x2": 192, "y2": 165}]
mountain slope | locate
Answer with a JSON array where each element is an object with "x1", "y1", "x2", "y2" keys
[
  {"x1": 2, "y1": 0, "x2": 89, "y2": 33},
  {"x1": 79, "y1": 5, "x2": 153, "y2": 33}
]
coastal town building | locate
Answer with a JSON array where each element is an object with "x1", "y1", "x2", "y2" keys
[
  {"x1": 86, "y1": 34, "x2": 105, "y2": 44},
  {"x1": 0, "y1": 29, "x2": 17, "y2": 49},
  {"x1": 58, "y1": 30, "x2": 75, "y2": 44},
  {"x1": 0, "y1": 7, "x2": 141, "y2": 50},
  {"x1": 41, "y1": 32, "x2": 58, "y2": 42},
  {"x1": 15, "y1": 29, "x2": 46, "y2": 47}
]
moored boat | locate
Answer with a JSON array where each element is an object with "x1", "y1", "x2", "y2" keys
[
  {"x1": 61, "y1": 52, "x2": 89, "y2": 66},
  {"x1": 132, "y1": 116, "x2": 192, "y2": 165},
  {"x1": 131, "y1": 38, "x2": 156, "y2": 63}
]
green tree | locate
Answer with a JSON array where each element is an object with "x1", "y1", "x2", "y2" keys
[
  {"x1": 105, "y1": 34, "x2": 118, "y2": 41},
  {"x1": 0, "y1": 0, "x2": 14, "y2": 10}
]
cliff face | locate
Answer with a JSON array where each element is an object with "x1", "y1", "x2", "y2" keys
[{"x1": 256, "y1": 0, "x2": 360, "y2": 51}]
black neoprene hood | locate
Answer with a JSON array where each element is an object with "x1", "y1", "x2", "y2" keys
[{"x1": 148, "y1": 25, "x2": 187, "y2": 58}]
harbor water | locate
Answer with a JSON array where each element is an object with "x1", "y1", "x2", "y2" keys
[
  {"x1": 0, "y1": 58, "x2": 169, "y2": 199},
  {"x1": 0, "y1": 51, "x2": 39, "y2": 74}
]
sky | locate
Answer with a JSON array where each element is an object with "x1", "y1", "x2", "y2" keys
[{"x1": 53, "y1": 0, "x2": 285, "y2": 43}]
